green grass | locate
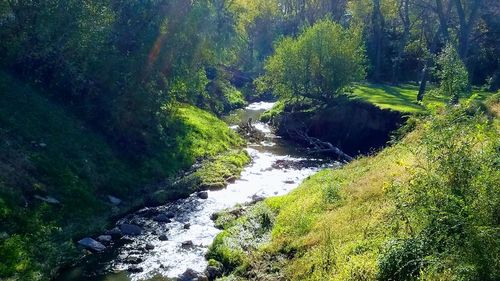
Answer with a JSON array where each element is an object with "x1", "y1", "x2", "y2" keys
[
  {"x1": 349, "y1": 83, "x2": 497, "y2": 113},
  {"x1": 0, "y1": 71, "x2": 246, "y2": 280},
  {"x1": 210, "y1": 98, "x2": 500, "y2": 281}
]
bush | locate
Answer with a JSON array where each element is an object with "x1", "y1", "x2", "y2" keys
[
  {"x1": 389, "y1": 104, "x2": 500, "y2": 280},
  {"x1": 378, "y1": 237, "x2": 428, "y2": 281}
]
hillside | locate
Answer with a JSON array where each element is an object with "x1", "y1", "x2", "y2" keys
[
  {"x1": 208, "y1": 97, "x2": 500, "y2": 281},
  {"x1": 0, "y1": 71, "x2": 246, "y2": 279}
]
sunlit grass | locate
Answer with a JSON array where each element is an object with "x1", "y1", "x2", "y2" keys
[{"x1": 350, "y1": 83, "x2": 497, "y2": 113}]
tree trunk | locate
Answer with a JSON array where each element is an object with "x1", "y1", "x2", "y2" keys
[
  {"x1": 372, "y1": 0, "x2": 385, "y2": 82},
  {"x1": 417, "y1": 64, "x2": 429, "y2": 102},
  {"x1": 453, "y1": 0, "x2": 482, "y2": 61},
  {"x1": 392, "y1": 0, "x2": 411, "y2": 84}
]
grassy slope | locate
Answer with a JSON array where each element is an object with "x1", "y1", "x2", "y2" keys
[
  {"x1": 349, "y1": 83, "x2": 495, "y2": 113},
  {"x1": 0, "y1": 71, "x2": 246, "y2": 280},
  {"x1": 210, "y1": 98, "x2": 499, "y2": 281}
]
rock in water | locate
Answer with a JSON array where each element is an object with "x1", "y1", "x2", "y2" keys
[
  {"x1": 127, "y1": 266, "x2": 143, "y2": 273},
  {"x1": 145, "y1": 243, "x2": 155, "y2": 250},
  {"x1": 97, "y1": 235, "x2": 112, "y2": 243},
  {"x1": 105, "y1": 227, "x2": 122, "y2": 238},
  {"x1": 120, "y1": 224, "x2": 142, "y2": 236},
  {"x1": 125, "y1": 256, "x2": 142, "y2": 264},
  {"x1": 197, "y1": 191, "x2": 209, "y2": 199},
  {"x1": 108, "y1": 195, "x2": 122, "y2": 205},
  {"x1": 78, "y1": 238, "x2": 106, "y2": 252},
  {"x1": 179, "y1": 268, "x2": 208, "y2": 281},
  {"x1": 153, "y1": 214, "x2": 172, "y2": 223},
  {"x1": 159, "y1": 234, "x2": 168, "y2": 241},
  {"x1": 205, "y1": 265, "x2": 223, "y2": 280},
  {"x1": 181, "y1": 240, "x2": 194, "y2": 248}
]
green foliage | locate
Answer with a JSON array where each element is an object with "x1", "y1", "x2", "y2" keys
[
  {"x1": 389, "y1": 105, "x2": 500, "y2": 280},
  {"x1": 0, "y1": 72, "x2": 245, "y2": 280},
  {"x1": 435, "y1": 44, "x2": 470, "y2": 104},
  {"x1": 207, "y1": 202, "x2": 277, "y2": 272},
  {"x1": 377, "y1": 237, "x2": 428, "y2": 281},
  {"x1": 260, "y1": 19, "x2": 366, "y2": 103},
  {"x1": 172, "y1": 149, "x2": 250, "y2": 194}
]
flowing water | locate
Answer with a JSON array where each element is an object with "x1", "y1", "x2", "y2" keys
[{"x1": 57, "y1": 102, "x2": 338, "y2": 281}]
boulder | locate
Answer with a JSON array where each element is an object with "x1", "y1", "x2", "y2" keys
[
  {"x1": 159, "y1": 234, "x2": 168, "y2": 241},
  {"x1": 225, "y1": 176, "x2": 237, "y2": 183},
  {"x1": 127, "y1": 266, "x2": 143, "y2": 273},
  {"x1": 97, "y1": 235, "x2": 112, "y2": 243},
  {"x1": 153, "y1": 214, "x2": 172, "y2": 223},
  {"x1": 125, "y1": 256, "x2": 142, "y2": 264},
  {"x1": 108, "y1": 195, "x2": 122, "y2": 205},
  {"x1": 105, "y1": 227, "x2": 122, "y2": 238},
  {"x1": 145, "y1": 243, "x2": 155, "y2": 250},
  {"x1": 181, "y1": 240, "x2": 194, "y2": 248},
  {"x1": 165, "y1": 211, "x2": 176, "y2": 219},
  {"x1": 250, "y1": 194, "x2": 265, "y2": 203},
  {"x1": 178, "y1": 268, "x2": 208, "y2": 281},
  {"x1": 205, "y1": 265, "x2": 223, "y2": 280},
  {"x1": 120, "y1": 224, "x2": 142, "y2": 236},
  {"x1": 137, "y1": 208, "x2": 159, "y2": 218},
  {"x1": 78, "y1": 238, "x2": 106, "y2": 252},
  {"x1": 183, "y1": 223, "x2": 191, "y2": 229},
  {"x1": 197, "y1": 191, "x2": 209, "y2": 200}
]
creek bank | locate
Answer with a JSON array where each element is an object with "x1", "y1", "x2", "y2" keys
[
  {"x1": 55, "y1": 148, "x2": 250, "y2": 279},
  {"x1": 263, "y1": 98, "x2": 405, "y2": 156}
]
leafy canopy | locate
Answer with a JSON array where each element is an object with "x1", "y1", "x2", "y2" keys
[{"x1": 260, "y1": 19, "x2": 366, "y2": 103}]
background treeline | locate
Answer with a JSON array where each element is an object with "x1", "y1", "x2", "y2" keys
[{"x1": 1, "y1": 0, "x2": 499, "y2": 156}]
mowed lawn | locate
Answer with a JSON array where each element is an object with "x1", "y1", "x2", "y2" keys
[{"x1": 349, "y1": 82, "x2": 496, "y2": 113}]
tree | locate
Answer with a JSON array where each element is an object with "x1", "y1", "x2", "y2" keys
[
  {"x1": 261, "y1": 19, "x2": 366, "y2": 104},
  {"x1": 435, "y1": 44, "x2": 469, "y2": 104}
]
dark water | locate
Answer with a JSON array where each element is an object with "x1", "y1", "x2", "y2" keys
[{"x1": 56, "y1": 102, "x2": 337, "y2": 281}]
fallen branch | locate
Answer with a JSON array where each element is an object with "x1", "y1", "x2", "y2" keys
[{"x1": 283, "y1": 115, "x2": 353, "y2": 162}]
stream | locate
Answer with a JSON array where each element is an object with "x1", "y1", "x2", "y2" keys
[{"x1": 57, "y1": 102, "x2": 338, "y2": 281}]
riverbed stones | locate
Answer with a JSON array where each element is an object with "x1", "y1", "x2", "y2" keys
[
  {"x1": 120, "y1": 224, "x2": 142, "y2": 236},
  {"x1": 178, "y1": 268, "x2": 208, "y2": 281},
  {"x1": 205, "y1": 265, "x2": 223, "y2": 280},
  {"x1": 77, "y1": 237, "x2": 106, "y2": 252},
  {"x1": 181, "y1": 240, "x2": 194, "y2": 248},
  {"x1": 225, "y1": 175, "x2": 237, "y2": 183},
  {"x1": 105, "y1": 227, "x2": 122, "y2": 238},
  {"x1": 97, "y1": 235, "x2": 112, "y2": 243},
  {"x1": 137, "y1": 207, "x2": 159, "y2": 218},
  {"x1": 107, "y1": 195, "x2": 122, "y2": 205},
  {"x1": 250, "y1": 194, "x2": 265, "y2": 203},
  {"x1": 153, "y1": 214, "x2": 172, "y2": 223},
  {"x1": 127, "y1": 266, "x2": 143, "y2": 273},
  {"x1": 125, "y1": 256, "x2": 142, "y2": 264},
  {"x1": 197, "y1": 191, "x2": 208, "y2": 199}
]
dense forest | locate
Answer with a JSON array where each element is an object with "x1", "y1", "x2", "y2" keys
[{"x1": 0, "y1": 0, "x2": 498, "y2": 281}]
